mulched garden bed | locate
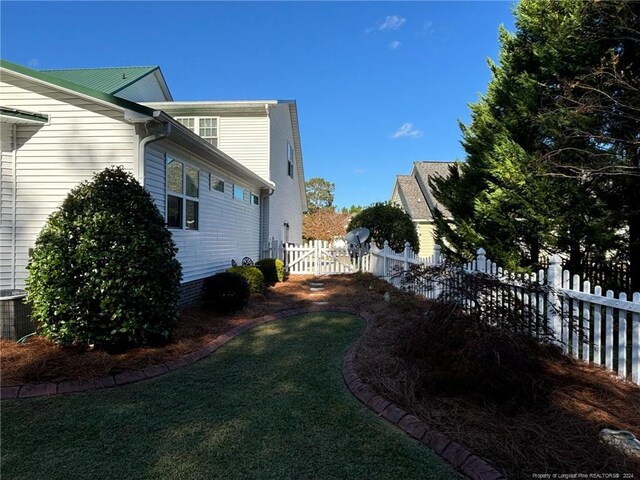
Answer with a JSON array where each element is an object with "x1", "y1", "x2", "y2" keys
[{"x1": 1, "y1": 273, "x2": 639, "y2": 478}]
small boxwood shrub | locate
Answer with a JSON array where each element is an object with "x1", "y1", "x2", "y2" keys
[
  {"x1": 203, "y1": 272, "x2": 250, "y2": 312},
  {"x1": 26, "y1": 166, "x2": 182, "y2": 349},
  {"x1": 227, "y1": 266, "x2": 265, "y2": 294},
  {"x1": 255, "y1": 258, "x2": 285, "y2": 284}
]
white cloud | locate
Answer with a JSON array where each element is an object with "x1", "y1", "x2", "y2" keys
[
  {"x1": 392, "y1": 123, "x2": 423, "y2": 139},
  {"x1": 379, "y1": 15, "x2": 406, "y2": 31},
  {"x1": 389, "y1": 40, "x2": 401, "y2": 50},
  {"x1": 354, "y1": 168, "x2": 367, "y2": 174},
  {"x1": 27, "y1": 58, "x2": 39, "y2": 68},
  {"x1": 417, "y1": 20, "x2": 434, "y2": 36},
  {"x1": 366, "y1": 15, "x2": 407, "y2": 34}
]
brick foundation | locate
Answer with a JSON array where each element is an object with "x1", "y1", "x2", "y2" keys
[{"x1": 178, "y1": 279, "x2": 205, "y2": 306}]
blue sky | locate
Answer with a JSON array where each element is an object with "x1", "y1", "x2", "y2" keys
[{"x1": 1, "y1": 1, "x2": 516, "y2": 209}]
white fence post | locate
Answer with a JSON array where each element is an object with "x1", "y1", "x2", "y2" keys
[
  {"x1": 547, "y1": 255, "x2": 563, "y2": 344},
  {"x1": 633, "y1": 292, "x2": 640, "y2": 384},
  {"x1": 476, "y1": 247, "x2": 486, "y2": 273},
  {"x1": 403, "y1": 242, "x2": 411, "y2": 272},
  {"x1": 383, "y1": 240, "x2": 390, "y2": 278},
  {"x1": 434, "y1": 244, "x2": 441, "y2": 266}
]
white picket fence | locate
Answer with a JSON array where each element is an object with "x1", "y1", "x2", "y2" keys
[
  {"x1": 369, "y1": 242, "x2": 640, "y2": 385},
  {"x1": 283, "y1": 240, "x2": 370, "y2": 276},
  {"x1": 369, "y1": 240, "x2": 436, "y2": 284}
]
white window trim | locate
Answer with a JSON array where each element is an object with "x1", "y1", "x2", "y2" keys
[{"x1": 166, "y1": 154, "x2": 200, "y2": 231}]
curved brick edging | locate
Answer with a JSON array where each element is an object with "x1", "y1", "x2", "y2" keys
[
  {"x1": 341, "y1": 310, "x2": 506, "y2": 480},
  {"x1": 0, "y1": 304, "x2": 504, "y2": 479}
]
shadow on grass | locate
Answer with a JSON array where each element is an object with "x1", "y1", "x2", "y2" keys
[{"x1": 0, "y1": 312, "x2": 456, "y2": 480}]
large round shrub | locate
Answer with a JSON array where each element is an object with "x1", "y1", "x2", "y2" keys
[
  {"x1": 26, "y1": 166, "x2": 182, "y2": 349},
  {"x1": 347, "y1": 202, "x2": 419, "y2": 252},
  {"x1": 255, "y1": 258, "x2": 285, "y2": 284},
  {"x1": 227, "y1": 266, "x2": 265, "y2": 294},
  {"x1": 203, "y1": 272, "x2": 250, "y2": 312}
]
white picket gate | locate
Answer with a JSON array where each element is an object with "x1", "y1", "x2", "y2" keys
[{"x1": 284, "y1": 240, "x2": 369, "y2": 275}]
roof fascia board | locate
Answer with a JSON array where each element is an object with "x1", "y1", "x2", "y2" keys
[
  {"x1": 0, "y1": 60, "x2": 156, "y2": 117},
  {"x1": 152, "y1": 69, "x2": 173, "y2": 101},
  {"x1": 285, "y1": 101, "x2": 307, "y2": 212},
  {"x1": 144, "y1": 101, "x2": 276, "y2": 116}
]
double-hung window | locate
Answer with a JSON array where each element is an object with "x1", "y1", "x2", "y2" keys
[
  {"x1": 166, "y1": 155, "x2": 199, "y2": 230},
  {"x1": 287, "y1": 141, "x2": 294, "y2": 178},
  {"x1": 175, "y1": 116, "x2": 218, "y2": 147},
  {"x1": 198, "y1": 117, "x2": 218, "y2": 146}
]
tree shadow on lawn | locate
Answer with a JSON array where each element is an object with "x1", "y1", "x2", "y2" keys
[
  {"x1": 0, "y1": 276, "x2": 324, "y2": 385},
  {"x1": 0, "y1": 312, "x2": 457, "y2": 480}
]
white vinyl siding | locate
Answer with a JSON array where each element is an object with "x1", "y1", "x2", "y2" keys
[
  {"x1": 145, "y1": 141, "x2": 262, "y2": 283},
  {"x1": 217, "y1": 116, "x2": 269, "y2": 179},
  {"x1": 144, "y1": 101, "x2": 305, "y2": 247},
  {"x1": 269, "y1": 104, "x2": 303, "y2": 244},
  {"x1": 0, "y1": 125, "x2": 15, "y2": 289},
  {"x1": 0, "y1": 72, "x2": 136, "y2": 289}
]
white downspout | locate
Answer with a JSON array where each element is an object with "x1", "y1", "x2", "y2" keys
[
  {"x1": 137, "y1": 122, "x2": 171, "y2": 187},
  {"x1": 11, "y1": 124, "x2": 17, "y2": 289}
]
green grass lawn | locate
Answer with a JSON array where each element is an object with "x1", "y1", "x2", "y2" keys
[{"x1": 1, "y1": 312, "x2": 456, "y2": 480}]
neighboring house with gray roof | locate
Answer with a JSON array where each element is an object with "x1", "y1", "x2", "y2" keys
[
  {"x1": 391, "y1": 161, "x2": 455, "y2": 257},
  {"x1": 0, "y1": 60, "x2": 304, "y2": 304}
]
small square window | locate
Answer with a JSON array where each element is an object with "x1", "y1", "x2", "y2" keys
[
  {"x1": 251, "y1": 193, "x2": 259, "y2": 205},
  {"x1": 210, "y1": 174, "x2": 224, "y2": 193},
  {"x1": 233, "y1": 184, "x2": 244, "y2": 201}
]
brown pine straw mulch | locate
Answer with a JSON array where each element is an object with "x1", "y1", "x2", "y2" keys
[{"x1": 1, "y1": 274, "x2": 639, "y2": 478}]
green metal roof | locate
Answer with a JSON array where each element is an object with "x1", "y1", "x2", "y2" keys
[
  {"x1": 0, "y1": 59, "x2": 156, "y2": 117},
  {"x1": 42, "y1": 66, "x2": 159, "y2": 95}
]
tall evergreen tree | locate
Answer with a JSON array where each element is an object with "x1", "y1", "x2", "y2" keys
[{"x1": 432, "y1": 0, "x2": 638, "y2": 288}]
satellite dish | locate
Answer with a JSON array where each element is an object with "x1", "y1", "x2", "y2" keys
[
  {"x1": 345, "y1": 227, "x2": 370, "y2": 273},
  {"x1": 345, "y1": 227, "x2": 370, "y2": 246}
]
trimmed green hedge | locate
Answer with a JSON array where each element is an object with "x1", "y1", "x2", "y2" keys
[
  {"x1": 227, "y1": 266, "x2": 265, "y2": 294},
  {"x1": 256, "y1": 258, "x2": 285, "y2": 284},
  {"x1": 203, "y1": 272, "x2": 250, "y2": 312},
  {"x1": 26, "y1": 166, "x2": 182, "y2": 349}
]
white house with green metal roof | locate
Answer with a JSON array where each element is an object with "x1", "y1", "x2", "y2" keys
[
  {"x1": 143, "y1": 100, "x2": 308, "y2": 248},
  {"x1": 0, "y1": 60, "x2": 290, "y2": 304}
]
